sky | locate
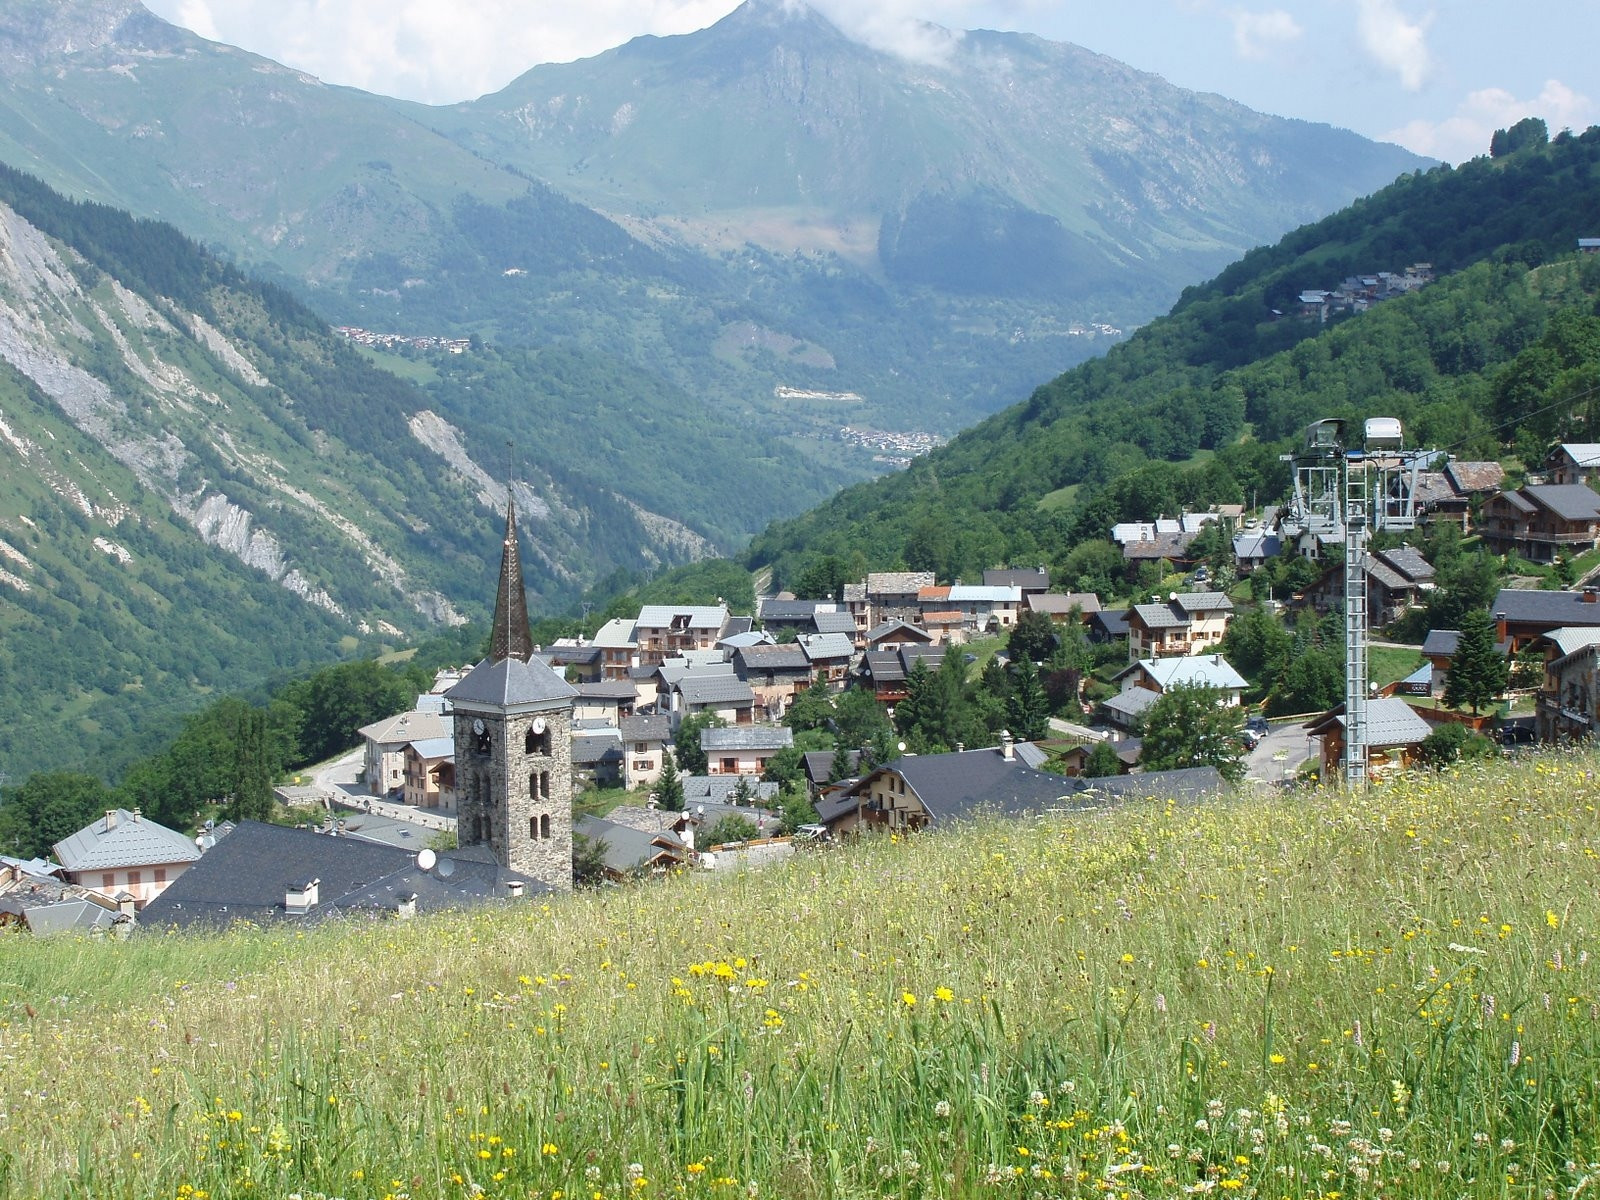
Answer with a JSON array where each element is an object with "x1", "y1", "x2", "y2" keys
[{"x1": 140, "y1": 0, "x2": 1597, "y2": 165}]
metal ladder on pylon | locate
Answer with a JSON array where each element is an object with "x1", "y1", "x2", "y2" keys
[{"x1": 1343, "y1": 456, "x2": 1370, "y2": 788}]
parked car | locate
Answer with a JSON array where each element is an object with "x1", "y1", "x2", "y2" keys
[
  {"x1": 793, "y1": 823, "x2": 832, "y2": 845},
  {"x1": 1245, "y1": 715, "x2": 1270, "y2": 736}
]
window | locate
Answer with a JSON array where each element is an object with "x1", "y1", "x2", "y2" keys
[
  {"x1": 102, "y1": 873, "x2": 115, "y2": 890},
  {"x1": 540, "y1": 814, "x2": 551, "y2": 839},
  {"x1": 720, "y1": 758, "x2": 738, "y2": 774},
  {"x1": 525, "y1": 725, "x2": 551, "y2": 756},
  {"x1": 530, "y1": 816, "x2": 539, "y2": 840},
  {"x1": 538, "y1": 771, "x2": 551, "y2": 800},
  {"x1": 154, "y1": 868, "x2": 166, "y2": 884},
  {"x1": 127, "y1": 870, "x2": 141, "y2": 887}
]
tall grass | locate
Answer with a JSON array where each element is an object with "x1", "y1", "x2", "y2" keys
[{"x1": 2, "y1": 752, "x2": 1598, "y2": 1198}]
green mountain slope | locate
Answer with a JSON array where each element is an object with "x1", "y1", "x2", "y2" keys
[
  {"x1": 747, "y1": 127, "x2": 1600, "y2": 587},
  {"x1": 0, "y1": 0, "x2": 1425, "y2": 486},
  {"x1": 0, "y1": 167, "x2": 744, "y2": 780}
]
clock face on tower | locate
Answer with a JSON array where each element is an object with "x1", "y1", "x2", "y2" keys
[{"x1": 471, "y1": 717, "x2": 491, "y2": 755}]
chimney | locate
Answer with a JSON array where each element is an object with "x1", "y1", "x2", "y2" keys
[
  {"x1": 955, "y1": 742, "x2": 965, "y2": 753},
  {"x1": 116, "y1": 892, "x2": 137, "y2": 919},
  {"x1": 1496, "y1": 611, "x2": 1508, "y2": 643},
  {"x1": 396, "y1": 894, "x2": 417, "y2": 920},
  {"x1": 105, "y1": 810, "x2": 117, "y2": 831},
  {"x1": 1583, "y1": 589, "x2": 1598, "y2": 603},
  {"x1": 1000, "y1": 730, "x2": 1015, "y2": 761},
  {"x1": 285, "y1": 878, "x2": 320, "y2": 914},
  {"x1": 506, "y1": 880, "x2": 525, "y2": 899}
]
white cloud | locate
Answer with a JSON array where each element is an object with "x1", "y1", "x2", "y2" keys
[
  {"x1": 1229, "y1": 9, "x2": 1302, "y2": 62},
  {"x1": 1354, "y1": 0, "x2": 1431, "y2": 92},
  {"x1": 1384, "y1": 79, "x2": 1597, "y2": 163}
]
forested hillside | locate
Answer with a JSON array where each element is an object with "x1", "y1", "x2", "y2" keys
[{"x1": 748, "y1": 125, "x2": 1600, "y2": 588}]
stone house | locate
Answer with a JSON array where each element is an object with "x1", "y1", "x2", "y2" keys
[{"x1": 732, "y1": 643, "x2": 814, "y2": 718}]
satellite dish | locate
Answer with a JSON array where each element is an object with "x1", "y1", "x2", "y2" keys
[
  {"x1": 416, "y1": 847, "x2": 437, "y2": 871},
  {"x1": 435, "y1": 856, "x2": 456, "y2": 879}
]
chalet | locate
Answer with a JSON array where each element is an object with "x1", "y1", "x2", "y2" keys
[
  {"x1": 946, "y1": 584, "x2": 1023, "y2": 630},
  {"x1": 574, "y1": 814, "x2": 691, "y2": 879},
  {"x1": 1088, "y1": 608, "x2": 1131, "y2": 643},
  {"x1": 1545, "y1": 444, "x2": 1600, "y2": 486},
  {"x1": 801, "y1": 748, "x2": 861, "y2": 798},
  {"x1": 858, "y1": 643, "x2": 945, "y2": 705},
  {"x1": 1412, "y1": 460, "x2": 1505, "y2": 529},
  {"x1": 1125, "y1": 592, "x2": 1234, "y2": 660},
  {"x1": 0, "y1": 862, "x2": 127, "y2": 937},
  {"x1": 1297, "y1": 545, "x2": 1435, "y2": 625},
  {"x1": 620, "y1": 714, "x2": 671, "y2": 789},
  {"x1": 401, "y1": 737, "x2": 455, "y2": 811},
  {"x1": 758, "y1": 596, "x2": 829, "y2": 635},
  {"x1": 1099, "y1": 686, "x2": 1160, "y2": 732},
  {"x1": 1304, "y1": 699, "x2": 1434, "y2": 780},
  {"x1": 53, "y1": 809, "x2": 201, "y2": 911},
  {"x1": 1231, "y1": 529, "x2": 1282, "y2": 574},
  {"x1": 359, "y1": 708, "x2": 450, "y2": 797},
  {"x1": 1480, "y1": 485, "x2": 1600, "y2": 562},
  {"x1": 1492, "y1": 587, "x2": 1600, "y2": 652},
  {"x1": 139, "y1": 821, "x2": 545, "y2": 930},
  {"x1": 1026, "y1": 592, "x2": 1102, "y2": 623},
  {"x1": 702, "y1": 725, "x2": 794, "y2": 776},
  {"x1": 1581, "y1": 238, "x2": 1600, "y2": 254},
  {"x1": 1534, "y1": 628, "x2": 1600, "y2": 742},
  {"x1": 825, "y1": 739, "x2": 1223, "y2": 834},
  {"x1": 866, "y1": 619, "x2": 935, "y2": 651},
  {"x1": 1421, "y1": 629, "x2": 1460, "y2": 694},
  {"x1": 1113, "y1": 655, "x2": 1247, "y2": 706}
]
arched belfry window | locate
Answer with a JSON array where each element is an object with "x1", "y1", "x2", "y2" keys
[{"x1": 525, "y1": 719, "x2": 551, "y2": 756}]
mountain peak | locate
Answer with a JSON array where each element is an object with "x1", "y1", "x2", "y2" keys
[
  {"x1": 0, "y1": 0, "x2": 182, "y2": 71},
  {"x1": 712, "y1": 0, "x2": 849, "y2": 41}
]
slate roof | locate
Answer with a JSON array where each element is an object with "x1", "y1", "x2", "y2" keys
[
  {"x1": 572, "y1": 730, "x2": 624, "y2": 767},
  {"x1": 1525, "y1": 484, "x2": 1600, "y2": 522},
  {"x1": 1173, "y1": 591, "x2": 1234, "y2": 614},
  {"x1": 1445, "y1": 461, "x2": 1505, "y2": 493},
  {"x1": 54, "y1": 810, "x2": 201, "y2": 872},
  {"x1": 760, "y1": 598, "x2": 824, "y2": 623},
  {"x1": 801, "y1": 632, "x2": 857, "y2": 661},
  {"x1": 597, "y1": 806, "x2": 677, "y2": 835},
  {"x1": 1129, "y1": 602, "x2": 1187, "y2": 629},
  {"x1": 1375, "y1": 546, "x2": 1435, "y2": 583},
  {"x1": 575, "y1": 815, "x2": 690, "y2": 875},
  {"x1": 867, "y1": 572, "x2": 936, "y2": 594},
  {"x1": 1091, "y1": 609, "x2": 1130, "y2": 638},
  {"x1": 358, "y1": 709, "x2": 449, "y2": 745},
  {"x1": 801, "y1": 749, "x2": 859, "y2": 782},
  {"x1": 620, "y1": 714, "x2": 670, "y2": 744},
  {"x1": 576, "y1": 680, "x2": 640, "y2": 702},
  {"x1": 1554, "y1": 444, "x2": 1600, "y2": 468},
  {"x1": 1493, "y1": 588, "x2": 1600, "y2": 628},
  {"x1": 866, "y1": 619, "x2": 933, "y2": 643},
  {"x1": 734, "y1": 644, "x2": 812, "y2": 672},
  {"x1": 591, "y1": 618, "x2": 639, "y2": 649},
  {"x1": 446, "y1": 655, "x2": 577, "y2": 708},
  {"x1": 844, "y1": 747, "x2": 1224, "y2": 826},
  {"x1": 863, "y1": 644, "x2": 946, "y2": 684},
  {"x1": 1027, "y1": 592, "x2": 1102, "y2": 616},
  {"x1": 543, "y1": 642, "x2": 603, "y2": 667},
  {"x1": 1232, "y1": 531, "x2": 1282, "y2": 559},
  {"x1": 1304, "y1": 698, "x2": 1433, "y2": 748},
  {"x1": 720, "y1": 631, "x2": 775, "y2": 649},
  {"x1": 140, "y1": 821, "x2": 546, "y2": 930},
  {"x1": 701, "y1": 726, "x2": 794, "y2": 752},
  {"x1": 675, "y1": 676, "x2": 756, "y2": 707},
  {"x1": 1421, "y1": 629, "x2": 1461, "y2": 657},
  {"x1": 983, "y1": 567, "x2": 1049, "y2": 590},
  {"x1": 680, "y1": 778, "x2": 781, "y2": 806},
  {"x1": 1497, "y1": 489, "x2": 1536, "y2": 514},
  {"x1": 657, "y1": 658, "x2": 735, "y2": 686},
  {"x1": 948, "y1": 584, "x2": 1021, "y2": 603},
  {"x1": 812, "y1": 610, "x2": 857, "y2": 635}
]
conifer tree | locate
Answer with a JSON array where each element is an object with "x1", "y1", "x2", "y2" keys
[{"x1": 1444, "y1": 609, "x2": 1509, "y2": 715}]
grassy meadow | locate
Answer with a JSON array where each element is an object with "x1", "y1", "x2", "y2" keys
[{"x1": 3, "y1": 753, "x2": 1599, "y2": 1198}]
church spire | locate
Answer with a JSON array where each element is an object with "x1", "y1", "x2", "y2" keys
[{"x1": 489, "y1": 499, "x2": 533, "y2": 663}]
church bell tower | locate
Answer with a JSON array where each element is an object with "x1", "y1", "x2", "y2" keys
[{"x1": 445, "y1": 500, "x2": 578, "y2": 890}]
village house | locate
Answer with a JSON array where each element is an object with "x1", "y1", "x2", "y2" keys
[
  {"x1": 866, "y1": 571, "x2": 937, "y2": 626},
  {"x1": 732, "y1": 642, "x2": 814, "y2": 717},
  {"x1": 1025, "y1": 592, "x2": 1102, "y2": 624},
  {"x1": 0, "y1": 861, "x2": 129, "y2": 936},
  {"x1": 1231, "y1": 529, "x2": 1282, "y2": 574},
  {"x1": 571, "y1": 727, "x2": 625, "y2": 789},
  {"x1": 574, "y1": 813, "x2": 692, "y2": 879},
  {"x1": 1412, "y1": 460, "x2": 1505, "y2": 529},
  {"x1": 983, "y1": 566, "x2": 1050, "y2": 595},
  {"x1": 620, "y1": 713, "x2": 671, "y2": 789},
  {"x1": 702, "y1": 725, "x2": 794, "y2": 776},
  {"x1": 799, "y1": 631, "x2": 857, "y2": 687},
  {"x1": 1113, "y1": 655, "x2": 1248, "y2": 706},
  {"x1": 401, "y1": 737, "x2": 455, "y2": 811},
  {"x1": 1534, "y1": 627, "x2": 1600, "y2": 742},
  {"x1": 540, "y1": 642, "x2": 604, "y2": 683},
  {"x1": 664, "y1": 673, "x2": 757, "y2": 728},
  {"x1": 634, "y1": 604, "x2": 734, "y2": 666},
  {"x1": 1297, "y1": 545, "x2": 1436, "y2": 625},
  {"x1": 858, "y1": 642, "x2": 946, "y2": 705},
  {"x1": 1124, "y1": 591, "x2": 1234, "y2": 660},
  {"x1": 1492, "y1": 587, "x2": 1600, "y2": 652},
  {"x1": 1480, "y1": 484, "x2": 1600, "y2": 562},
  {"x1": 1546, "y1": 444, "x2": 1600, "y2": 485},
  {"x1": 1304, "y1": 699, "x2": 1434, "y2": 780},
  {"x1": 571, "y1": 680, "x2": 637, "y2": 724},
  {"x1": 591, "y1": 617, "x2": 641, "y2": 681},
  {"x1": 52, "y1": 809, "x2": 203, "y2": 910},
  {"x1": 822, "y1": 738, "x2": 1223, "y2": 835},
  {"x1": 359, "y1": 705, "x2": 450, "y2": 796}
]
